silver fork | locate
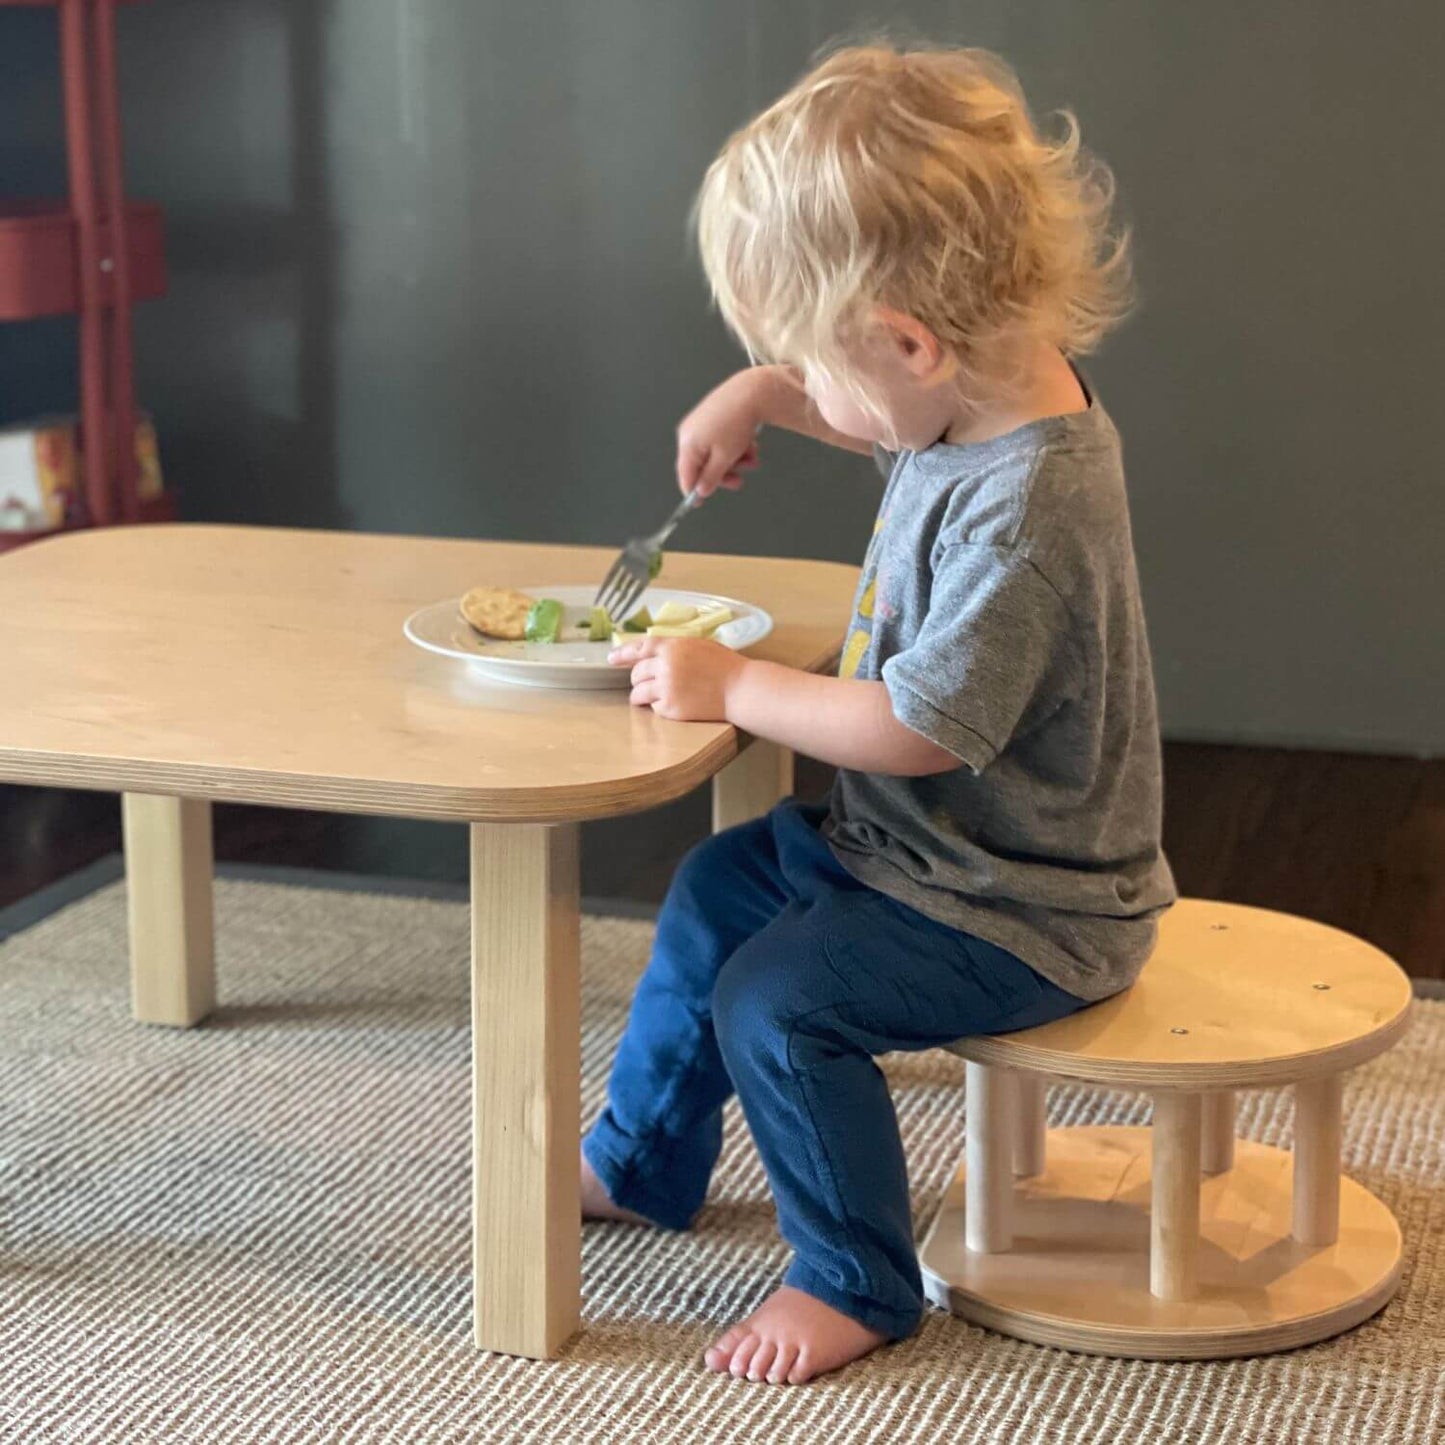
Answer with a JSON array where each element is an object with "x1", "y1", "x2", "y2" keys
[{"x1": 594, "y1": 488, "x2": 704, "y2": 622}]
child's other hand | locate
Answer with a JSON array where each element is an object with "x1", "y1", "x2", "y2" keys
[
  {"x1": 676, "y1": 371, "x2": 764, "y2": 499},
  {"x1": 609, "y1": 637, "x2": 746, "y2": 721}
]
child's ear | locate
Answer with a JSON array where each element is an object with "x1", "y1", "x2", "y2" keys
[{"x1": 872, "y1": 307, "x2": 952, "y2": 383}]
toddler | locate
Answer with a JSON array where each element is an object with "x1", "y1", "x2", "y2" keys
[{"x1": 585, "y1": 42, "x2": 1177, "y2": 1385}]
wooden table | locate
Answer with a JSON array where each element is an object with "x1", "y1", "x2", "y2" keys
[{"x1": 0, "y1": 523, "x2": 857, "y2": 1358}]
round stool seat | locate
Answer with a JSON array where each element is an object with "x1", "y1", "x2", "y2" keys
[
  {"x1": 919, "y1": 900, "x2": 1413, "y2": 1360},
  {"x1": 948, "y1": 900, "x2": 1412, "y2": 1088}
]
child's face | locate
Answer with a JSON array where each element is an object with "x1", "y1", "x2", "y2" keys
[
  {"x1": 804, "y1": 316, "x2": 963, "y2": 452},
  {"x1": 805, "y1": 370, "x2": 888, "y2": 446}
]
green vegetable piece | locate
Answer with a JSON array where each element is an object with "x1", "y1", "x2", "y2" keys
[
  {"x1": 621, "y1": 606, "x2": 653, "y2": 633},
  {"x1": 524, "y1": 598, "x2": 564, "y2": 644},
  {"x1": 586, "y1": 605, "x2": 613, "y2": 642},
  {"x1": 648, "y1": 551, "x2": 664, "y2": 581}
]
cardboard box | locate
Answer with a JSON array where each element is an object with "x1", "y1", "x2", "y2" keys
[{"x1": 0, "y1": 414, "x2": 163, "y2": 531}]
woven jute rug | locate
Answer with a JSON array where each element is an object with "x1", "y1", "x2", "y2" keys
[{"x1": 1, "y1": 878, "x2": 1442, "y2": 1444}]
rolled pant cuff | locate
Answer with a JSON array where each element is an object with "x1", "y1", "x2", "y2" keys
[
  {"x1": 784, "y1": 1261, "x2": 923, "y2": 1341},
  {"x1": 583, "y1": 1125, "x2": 699, "y2": 1232}
]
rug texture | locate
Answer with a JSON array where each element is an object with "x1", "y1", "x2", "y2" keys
[{"x1": 0, "y1": 878, "x2": 1442, "y2": 1444}]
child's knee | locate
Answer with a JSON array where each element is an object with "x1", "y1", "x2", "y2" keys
[{"x1": 712, "y1": 944, "x2": 805, "y2": 1066}]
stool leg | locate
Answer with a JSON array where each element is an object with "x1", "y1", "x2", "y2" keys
[
  {"x1": 1293, "y1": 1074, "x2": 1343, "y2": 1246},
  {"x1": 1013, "y1": 1073, "x2": 1047, "y2": 1179},
  {"x1": 965, "y1": 1062, "x2": 1014, "y2": 1253},
  {"x1": 1201, "y1": 1090, "x2": 1236, "y2": 1175},
  {"x1": 1151, "y1": 1092, "x2": 1202, "y2": 1301}
]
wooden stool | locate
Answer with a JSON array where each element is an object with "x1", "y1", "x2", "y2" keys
[{"x1": 919, "y1": 900, "x2": 1413, "y2": 1359}]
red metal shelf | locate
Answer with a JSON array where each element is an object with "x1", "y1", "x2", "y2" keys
[
  {"x1": 0, "y1": 198, "x2": 165, "y2": 321},
  {"x1": 2, "y1": 0, "x2": 169, "y2": 533}
]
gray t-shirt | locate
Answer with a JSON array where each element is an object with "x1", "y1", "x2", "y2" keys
[{"x1": 823, "y1": 388, "x2": 1177, "y2": 1001}]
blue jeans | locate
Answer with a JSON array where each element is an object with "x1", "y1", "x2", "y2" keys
[{"x1": 583, "y1": 801, "x2": 1088, "y2": 1339}]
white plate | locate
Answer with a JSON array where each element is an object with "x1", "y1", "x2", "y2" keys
[{"x1": 403, "y1": 585, "x2": 774, "y2": 690}]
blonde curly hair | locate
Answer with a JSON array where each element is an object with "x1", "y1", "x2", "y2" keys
[{"x1": 694, "y1": 42, "x2": 1132, "y2": 407}]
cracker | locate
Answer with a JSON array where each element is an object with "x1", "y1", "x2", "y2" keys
[{"x1": 460, "y1": 586, "x2": 535, "y2": 641}]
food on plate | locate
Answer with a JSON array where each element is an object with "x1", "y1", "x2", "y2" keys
[
  {"x1": 525, "y1": 598, "x2": 566, "y2": 644},
  {"x1": 460, "y1": 589, "x2": 725, "y2": 647},
  {"x1": 460, "y1": 586, "x2": 535, "y2": 640},
  {"x1": 693, "y1": 607, "x2": 733, "y2": 635},
  {"x1": 642, "y1": 605, "x2": 734, "y2": 640}
]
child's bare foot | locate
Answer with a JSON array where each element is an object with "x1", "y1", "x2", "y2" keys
[
  {"x1": 580, "y1": 1150, "x2": 652, "y2": 1225},
  {"x1": 704, "y1": 1285, "x2": 890, "y2": 1384}
]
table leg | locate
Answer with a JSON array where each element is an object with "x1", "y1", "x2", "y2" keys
[
  {"x1": 965, "y1": 1062, "x2": 1014, "y2": 1253},
  {"x1": 470, "y1": 822, "x2": 581, "y2": 1358},
  {"x1": 1293, "y1": 1074, "x2": 1344, "y2": 1247},
  {"x1": 1150, "y1": 1092, "x2": 1202, "y2": 1301},
  {"x1": 1201, "y1": 1090, "x2": 1236, "y2": 1175},
  {"x1": 1013, "y1": 1072, "x2": 1047, "y2": 1179},
  {"x1": 123, "y1": 794, "x2": 215, "y2": 1026},
  {"x1": 711, "y1": 739, "x2": 794, "y2": 833}
]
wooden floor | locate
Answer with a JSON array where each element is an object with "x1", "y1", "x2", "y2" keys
[{"x1": 2, "y1": 742, "x2": 1440, "y2": 978}]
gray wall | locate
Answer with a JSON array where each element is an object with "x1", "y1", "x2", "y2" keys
[{"x1": 4, "y1": 1, "x2": 1442, "y2": 757}]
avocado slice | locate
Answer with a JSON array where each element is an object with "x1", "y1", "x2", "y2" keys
[{"x1": 524, "y1": 598, "x2": 564, "y2": 644}]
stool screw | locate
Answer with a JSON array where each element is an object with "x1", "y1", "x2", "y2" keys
[
  {"x1": 1171, "y1": 1027, "x2": 1189, "y2": 1035},
  {"x1": 1210, "y1": 923, "x2": 1229, "y2": 931},
  {"x1": 1313, "y1": 982, "x2": 1331, "y2": 991}
]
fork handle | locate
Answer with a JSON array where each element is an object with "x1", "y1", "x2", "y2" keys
[{"x1": 652, "y1": 487, "x2": 705, "y2": 547}]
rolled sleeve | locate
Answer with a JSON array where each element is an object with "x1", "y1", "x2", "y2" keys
[
  {"x1": 887, "y1": 678, "x2": 1000, "y2": 772},
  {"x1": 881, "y1": 545, "x2": 1078, "y2": 772}
]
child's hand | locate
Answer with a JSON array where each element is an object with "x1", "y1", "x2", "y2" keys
[
  {"x1": 609, "y1": 637, "x2": 746, "y2": 721},
  {"x1": 676, "y1": 371, "x2": 766, "y2": 499}
]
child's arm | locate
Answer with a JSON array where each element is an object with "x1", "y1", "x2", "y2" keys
[
  {"x1": 677, "y1": 365, "x2": 874, "y2": 499},
  {"x1": 610, "y1": 638, "x2": 959, "y2": 777}
]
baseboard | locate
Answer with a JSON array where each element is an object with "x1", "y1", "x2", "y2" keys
[{"x1": 0, "y1": 854, "x2": 124, "y2": 942}]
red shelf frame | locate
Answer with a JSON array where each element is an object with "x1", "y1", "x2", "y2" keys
[
  {"x1": 0, "y1": 199, "x2": 165, "y2": 319},
  {"x1": 1, "y1": 0, "x2": 168, "y2": 548}
]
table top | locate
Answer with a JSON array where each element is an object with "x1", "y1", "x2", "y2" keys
[
  {"x1": 0, "y1": 524, "x2": 857, "y2": 823},
  {"x1": 949, "y1": 900, "x2": 1413, "y2": 1089}
]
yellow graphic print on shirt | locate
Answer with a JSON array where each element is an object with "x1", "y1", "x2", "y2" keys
[
  {"x1": 839, "y1": 628, "x2": 870, "y2": 680},
  {"x1": 839, "y1": 514, "x2": 886, "y2": 679}
]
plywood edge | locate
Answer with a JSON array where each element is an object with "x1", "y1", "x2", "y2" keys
[
  {"x1": 0, "y1": 730, "x2": 741, "y2": 824},
  {"x1": 947, "y1": 1001, "x2": 1413, "y2": 1090},
  {"x1": 922, "y1": 1266, "x2": 1403, "y2": 1361}
]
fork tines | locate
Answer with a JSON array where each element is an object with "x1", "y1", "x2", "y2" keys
[
  {"x1": 592, "y1": 543, "x2": 650, "y2": 615},
  {"x1": 594, "y1": 554, "x2": 647, "y2": 622}
]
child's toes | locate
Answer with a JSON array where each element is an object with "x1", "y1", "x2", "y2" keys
[
  {"x1": 704, "y1": 1327, "x2": 744, "y2": 1373},
  {"x1": 729, "y1": 1332, "x2": 761, "y2": 1379},
  {"x1": 746, "y1": 1339, "x2": 778, "y2": 1383},
  {"x1": 768, "y1": 1342, "x2": 800, "y2": 1385},
  {"x1": 787, "y1": 1347, "x2": 814, "y2": 1386}
]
